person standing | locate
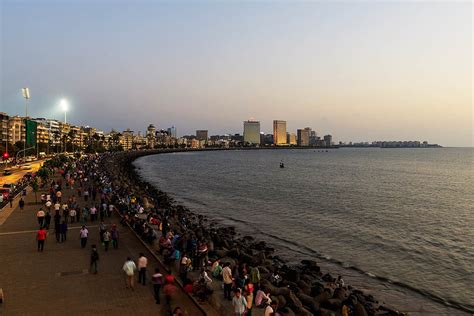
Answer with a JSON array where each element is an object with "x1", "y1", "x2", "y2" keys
[
  {"x1": 99, "y1": 221, "x2": 106, "y2": 243},
  {"x1": 138, "y1": 253, "x2": 148, "y2": 286},
  {"x1": 19, "y1": 198, "x2": 25, "y2": 210},
  {"x1": 36, "y1": 227, "x2": 47, "y2": 252},
  {"x1": 75, "y1": 207, "x2": 81, "y2": 223},
  {"x1": 82, "y1": 207, "x2": 89, "y2": 224},
  {"x1": 54, "y1": 211, "x2": 61, "y2": 242},
  {"x1": 36, "y1": 208, "x2": 45, "y2": 228},
  {"x1": 123, "y1": 257, "x2": 137, "y2": 289},
  {"x1": 179, "y1": 253, "x2": 191, "y2": 282},
  {"x1": 151, "y1": 267, "x2": 164, "y2": 304},
  {"x1": 60, "y1": 221, "x2": 68, "y2": 242},
  {"x1": 44, "y1": 211, "x2": 52, "y2": 230},
  {"x1": 45, "y1": 199, "x2": 52, "y2": 212},
  {"x1": 79, "y1": 225, "x2": 89, "y2": 248},
  {"x1": 245, "y1": 287, "x2": 254, "y2": 316},
  {"x1": 56, "y1": 190, "x2": 62, "y2": 203},
  {"x1": 54, "y1": 201, "x2": 61, "y2": 213},
  {"x1": 69, "y1": 208, "x2": 76, "y2": 224},
  {"x1": 232, "y1": 288, "x2": 247, "y2": 316},
  {"x1": 90, "y1": 205, "x2": 97, "y2": 222},
  {"x1": 111, "y1": 224, "x2": 119, "y2": 249},
  {"x1": 62, "y1": 204, "x2": 69, "y2": 223},
  {"x1": 163, "y1": 275, "x2": 177, "y2": 306},
  {"x1": 222, "y1": 262, "x2": 233, "y2": 300},
  {"x1": 90, "y1": 244, "x2": 99, "y2": 274},
  {"x1": 107, "y1": 203, "x2": 115, "y2": 218},
  {"x1": 103, "y1": 229, "x2": 111, "y2": 251}
]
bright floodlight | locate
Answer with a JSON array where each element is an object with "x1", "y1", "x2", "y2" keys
[{"x1": 60, "y1": 99, "x2": 69, "y2": 111}]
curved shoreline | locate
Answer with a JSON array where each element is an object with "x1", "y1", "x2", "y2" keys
[{"x1": 105, "y1": 149, "x2": 471, "y2": 315}]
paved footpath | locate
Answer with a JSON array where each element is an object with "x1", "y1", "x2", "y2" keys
[{"x1": 0, "y1": 180, "x2": 204, "y2": 315}]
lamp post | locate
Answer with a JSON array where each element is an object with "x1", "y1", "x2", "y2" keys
[
  {"x1": 21, "y1": 88, "x2": 30, "y2": 163},
  {"x1": 60, "y1": 99, "x2": 68, "y2": 153}
]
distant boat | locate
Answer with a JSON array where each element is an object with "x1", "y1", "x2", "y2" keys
[{"x1": 280, "y1": 162, "x2": 285, "y2": 168}]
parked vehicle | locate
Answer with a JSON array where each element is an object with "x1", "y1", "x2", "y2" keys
[
  {"x1": 3, "y1": 168, "x2": 12, "y2": 175},
  {"x1": 0, "y1": 188, "x2": 10, "y2": 200},
  {"x1": 2, "y1": 183, "x2": 16, "y2": 190}
]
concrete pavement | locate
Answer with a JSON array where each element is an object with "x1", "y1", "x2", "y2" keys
[{"x1": 0, "y1": 175, "x2": 204, "y2": 315}]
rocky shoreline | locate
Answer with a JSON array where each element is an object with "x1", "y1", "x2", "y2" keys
[{"x1": 102, "y1": 149, "x2": 407, "y2": 316}]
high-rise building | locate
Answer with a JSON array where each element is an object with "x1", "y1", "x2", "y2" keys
[
  {"x1": 309, "y1": 130, "x2": 318, "y2": 146},
  {"x1": 323, "y1": 134, "x2": 332, "y2": 147},
  {"x1": 287, "y1": 133, "x2": 297, "y2": 145},
  {"x1": 273, "y1": 120, "x2": 287, "y2": 145},
  {"x1": 146, "y1": 124, "x2": 156, "y2": 148},
  {"x1": 196, "y1": 130, "x2": 208, "y2": 141},
  {"x1": 35, "y1": 123, "x2": 50, "y2": 146},
  {"x1": 8, "y1": 116, "x2": 25, "y2": 145},
  {"x1": 297, "y1": 129, "x2": 310, "y2": 146},
  {"x1": 243, "y1": 120, "x2": 260, "y2": 145},
  {"x1": 167, "y1": 126, "x2": 177, "y2": 139},
  {"x1": 0, "y1": 112, "x2": 9, "y2": 144},
  {"x1": 122, "y1": 129, "x2": 134, "y2": 150}
]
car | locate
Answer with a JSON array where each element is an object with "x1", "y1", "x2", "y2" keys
[
  {"x1": 0, "y1": 188, "x2": 10, "y2": 199},
  {"x1": 3, "y1": 168, "x2": 12, "y2": 175},
  {"x1": 21, "y1": 164, "x2": 32, "y2": 170},
  {"x1": 2, "y1": 183, "x2": 16, "y2": 190}
]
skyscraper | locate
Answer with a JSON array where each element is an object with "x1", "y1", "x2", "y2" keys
[
  {"x1": 243, "y1": 120, "x2": 260, "y2": 145},
  {"x1": 323, "y1": 134, "x2": 332, "y2": 147},
  {"x1": 167, "y1": 126, "x2": 177, "y2": 138},
  {"x1": 273, "y1": 120, "x2": 287, "y2": 145},
  {"x1": 297, "y1": 129, "x2": 310, "y2": 146},
  {"x1": 196, "y1": 130, "x2": 208, "y2": 141},
  {"x1": 287, "y1": 132, "x2": 297, "y2": 145},
  {"x1": 146, "y1": 124, "x2": 156, "y2": 148}
]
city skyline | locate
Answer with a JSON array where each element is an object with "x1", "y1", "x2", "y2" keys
[{"x1": 1, "y1": 1, "x2": 472, "y2": 146}]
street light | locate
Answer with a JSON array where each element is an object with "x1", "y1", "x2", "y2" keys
[
  {"x1": 60, "y1": 99, "x2": 68, "y2": 124},
  {"x1": 60, "y1": 99, "x2": 68, "y2": 153},
  {"x1": 21, "y1": 88, "x2": 30, "y2": 163}
]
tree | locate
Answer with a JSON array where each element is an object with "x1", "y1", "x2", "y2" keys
[
  {"x1": 51, "y1": 130, "x2": 61, "y2": 153},
  {"x1": 68, "y1": 129, "x2": 76, "y2": 152},
  {"x1": 36, "y1": 167, "x2": 50, "y2": 186}
]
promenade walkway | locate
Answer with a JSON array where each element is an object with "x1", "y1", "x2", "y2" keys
[{"x1": 0, "y1": 176, "x2": 204, "y2": 315}]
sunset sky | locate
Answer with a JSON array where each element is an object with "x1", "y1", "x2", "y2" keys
[{"x1": 1, "y1": 1, "x2": 472, "y2": 146}]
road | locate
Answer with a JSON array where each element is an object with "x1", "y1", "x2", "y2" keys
[{"x1": 0, "y1": 160, "x2": 43, "y2": 186}]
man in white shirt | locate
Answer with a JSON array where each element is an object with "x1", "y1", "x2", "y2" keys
[
  {"x1": 123, "y1": 257, "x2": 137, "y2": 289},
  {"x1": 79, "y1": 226, "x2": 89, "y2": 248},
  {"x1": 36, "y1": 208, "x2": 45, "y2": 227},
  {"x1": 222, "y1": 262, "x2": 233, "y2": 300},
  {"x1": 137, "y1": 253, "x2": 148, "y2": 286}
]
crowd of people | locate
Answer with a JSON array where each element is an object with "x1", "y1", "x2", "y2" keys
[
  {"x1": 29, "y1": 154, "x2": 190, "y2": 315},
  {"x1": 29, "y1": 152, "x2": 358, "y2": 316}
]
